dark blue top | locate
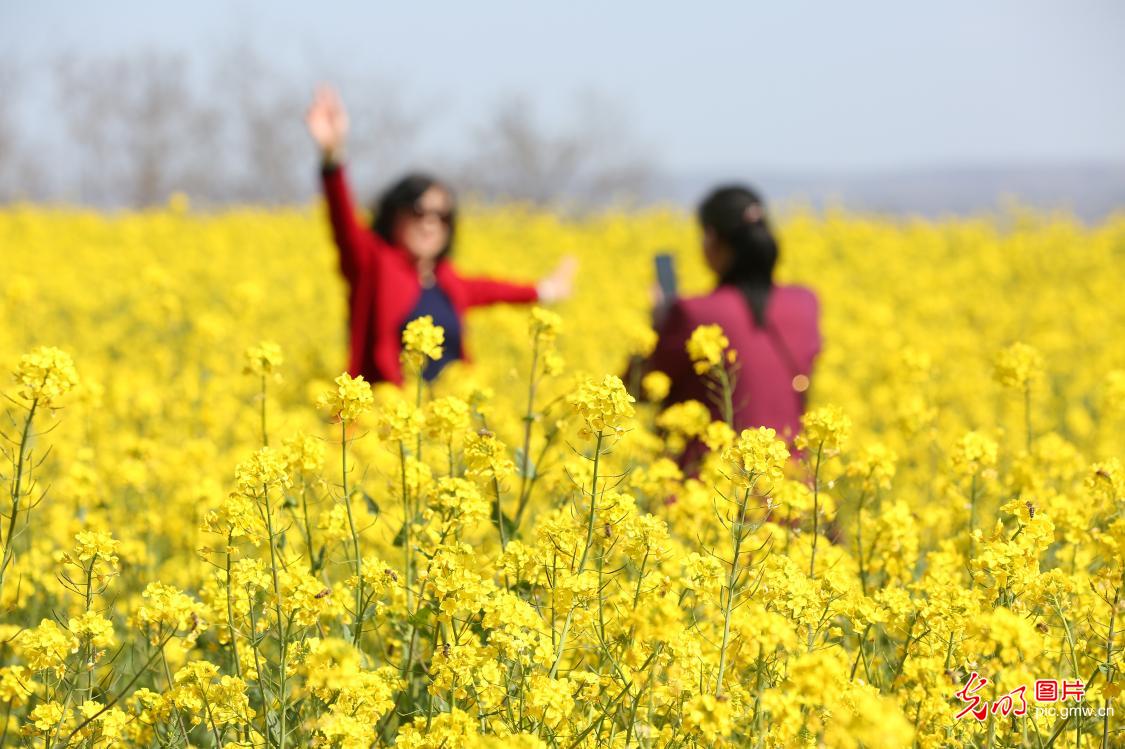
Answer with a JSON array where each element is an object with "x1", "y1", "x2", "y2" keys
[{"x1": 400, "y1": 284, "x2": 463, "y2": 381}]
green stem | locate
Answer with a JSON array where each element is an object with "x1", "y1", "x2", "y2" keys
[
  {"x1": 0, "y1": 398, "x2": 38, "y2": 596},
  {"x1": 968, "y1": 473, "x2": 979, "y2": 564},
  {"x1": 82, "y1": 558, "x2": 95, "y2": 701},
  {"x1": 717, "y1": 367, "x2": 734, "y2": 427},
  {"x1": 855, "y1": 488, "x2": 868, "y2": 595},
  {"x1": 716, "y1": 487, "x2": 752, "y2": 697},
  {"x1": 161, "y1": 647, "x2": 191, "y2": 744},
  {"x1": 494, "y1": 477, "x2": 508, "y2": 552},
  {"x1": 809, "y1": 443, "x2": 823, "y2": 580},
  {"x1": 399, "y1": 439, "x2": 416, "y2": 684},
  {"x1": 1101, "y1": 572, "x2": 1121, "y2": 749},
  {"x1": 247, "y1": 589, "x2": 270, "y2": 743},
  {"x1": 260, "y1": 374, "x2": 268, "y2": 447},
  {"x1": 888, "y1": 612, "x2": 918, "y2": 692},
  {"x1": 400, "y1": 440, "x2": 413, "y2": 613},
  {"x1": 299, "y1": 478, "x2": 316, "y2": 573},
  {"x1": 224, "y1": 531, "x2": 243, "y2": 679},
  {"x1": 516, "y1": 339, "x2": 541, "y2": 524},
  {"x1": 262, "y1": 481, "x2": 289, "y2": 749},
  {"x1": 341, "y1": 421, "x2": 364, "y2": 644},
  {"x1": 415, "y1": 370, "x2": 424, "y2": 464},
  {"x1": 851, "y1": 624, "x2": 872, "y2": 680},
  {"x1": 576, "y1": 432, "x2": 605, "y2": 574},
  {"x1": 59, "y1": 631, "x2": 177, "y2": 745}
]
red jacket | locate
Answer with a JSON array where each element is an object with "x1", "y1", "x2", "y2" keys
[
  {"x1": 321, "y1": 164, "x2": 539, "y2": 385},
  {"x1": 648, "y1": 284, "x2": 821, "y2": 457}
]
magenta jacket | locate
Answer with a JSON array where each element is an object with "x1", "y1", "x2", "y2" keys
[{"x1": 647, "y1": 284, "x2": 822, "y2": 452}]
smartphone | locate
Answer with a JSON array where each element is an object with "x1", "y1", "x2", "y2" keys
[{"x1": 654, "y1": 253, "x2": 678, "y2": 302}]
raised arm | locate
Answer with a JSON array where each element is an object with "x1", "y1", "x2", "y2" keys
[
  {"x1": 320, "y1": 162, "x2": 372, "y2": 282},
  {"x1": 306, "y1": 85, "x2": 372, "y2": 281}
]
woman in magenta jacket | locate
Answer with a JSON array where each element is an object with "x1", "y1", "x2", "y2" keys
[
  {"x1": 306, "y1": 85, "x2": 576, "y2": 386},
  {"x1": 644, "y1": 185, "x2": 821, "y2": 463}
]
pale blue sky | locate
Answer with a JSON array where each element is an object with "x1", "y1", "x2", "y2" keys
[{"x1": 2, "y1": 0, "x2": 1123, "y2": 172}]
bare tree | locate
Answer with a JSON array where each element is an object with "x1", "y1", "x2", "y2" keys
[
  {"x1": 7, "y1": 44, "x2": 654, "y2": 210},
  {"x1": 0, "y1": 61, "x2": 21, "y2": 201},
  {"x1": 53, "y1": 50, "x2": 222, "y2": 207},
  {"x1": 458, "y1": 89, "x2": 655, "y2": 209},
  {"x1": 331, "y1": 73, "x2": 433, "y2": 204},
  {"x1": 211, "y1": 44, "x2": 311, "y2": 204},
  {"x1": 208, "y1": 42, "x2": 436, "y2": 207},
  {"x1": 0, "y1": 59, "x2": 47, "y2": 203}
]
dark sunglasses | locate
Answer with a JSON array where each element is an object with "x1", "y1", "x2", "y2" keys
[{"x1": 409, "y1": 203, "x2": 453, "y2": 226}]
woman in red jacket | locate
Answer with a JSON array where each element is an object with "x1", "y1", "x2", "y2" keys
[
  {"x1": 642, "y1": 185, "x2": 821, "y2": 466},
  {"x1": 306, "y1": 85, "x2": 576, "y2": 385}
]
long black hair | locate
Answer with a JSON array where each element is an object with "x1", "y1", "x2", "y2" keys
[
  {"x1": 371, "y1": 173, "x2": 457, "y2": 259},
  {"x1": 698, "y1": 185, "x2": 778, "y2": 328}
]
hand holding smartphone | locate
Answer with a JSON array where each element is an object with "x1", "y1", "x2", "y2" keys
[
  {"x1": 654, "y1": 253, "x2": 677, "y2": 302},
  {"x1": 652, "y1": 252, "x2": 678, "y2": 328}
]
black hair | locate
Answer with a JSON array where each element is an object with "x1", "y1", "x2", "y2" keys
[
  {"x1": 371, "y1": 173, "x2": 457, "y2": 259},
  {"x1": 698, "y1": 184, "x2": 778, "y2": 327}
]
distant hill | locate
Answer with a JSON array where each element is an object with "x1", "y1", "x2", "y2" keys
[{"x1": 649, "y1": 163, "x2": 1125, "y2": 221}]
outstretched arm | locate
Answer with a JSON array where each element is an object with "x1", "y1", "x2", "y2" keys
[
  {"x1": 307, "y1": 85, "x2": 372, "y2": 281},
  {"x1": 460, "y1": 276, "x2": 540, "y2": 307},
  {"x1": 462, "y1": 256, "x2": 578, "y2": 308}
]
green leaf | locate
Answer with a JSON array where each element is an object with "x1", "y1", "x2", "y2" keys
[
  {"x1": 408, "y1": 606, "x2": 434, "y2": 628},
  {"x1": 490, "y1": 500, "x2": 517, "y2": 538},
  {"x1": 392, "y1": 516, "x2": 425, "y2": 547},
  {"x1": 514, "y1": 448, "x2": 537, "y2": 479}
]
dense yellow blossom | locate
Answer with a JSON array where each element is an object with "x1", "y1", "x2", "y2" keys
[
  {"x1": 401, "y1": 314, "x2": 445, "y2": 370},
  {"x1": 317, "y1": 371, "x2": 374, "y2": 422},
  {"x1": 993, "y1": 340, "x2": 1045, "y2": 390},
  {"x1": 566, "y1": 374, "x2": 636, "y2": 437},
  {"x1": 14, "y1": 345, "x2": 79, "y2": 407},
  {"x1": 794, "y1": 404, "x2": 852, "y2": 454},
  {"x1": 0, "y1": 203, "x2": 1123, "y2": 746},
  {"x1": 243, "y1": 340, "x2": 284, "y2": 380}
]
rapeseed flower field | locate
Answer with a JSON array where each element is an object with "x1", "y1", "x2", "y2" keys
[{"x1": 1, "y1": 200, "x2": 1123, "y2": 747}]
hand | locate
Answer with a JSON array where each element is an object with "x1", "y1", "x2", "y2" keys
[
  {"x1": 536, "y1": 255, "x2": 578, "y2": 303},
  {"x1": 305, "y1": 84, "x2": 349, "y2": 158},
  {"x1": 650, "y1": 283, "x2": 672, "y2": 328}
]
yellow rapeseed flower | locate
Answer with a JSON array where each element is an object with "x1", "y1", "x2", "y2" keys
[
  {"x1": 14, "y1": 346, "x2": 79, "y2": 407},
  {"x1": 685, "y1": 324, "x2": 729, "y2": 375},
  {"x1": 317, "y1": 372, "x2": 375, "y2": 422},
  {"x1": 566, "y1": 374, "x2": 635, "y2": 437}
]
